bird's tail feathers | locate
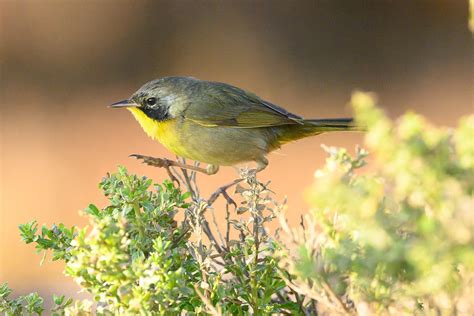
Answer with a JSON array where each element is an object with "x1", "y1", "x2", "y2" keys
[
  {"x1": 303, "y1": 118, "x2": 357, "y2": 132},
  {"x1": 275, "y1": 118, "x2": 358, "y2": 146}
]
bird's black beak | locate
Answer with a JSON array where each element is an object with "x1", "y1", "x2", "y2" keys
[{"x1": 109, "y1": 99, "x2": 139, "y2": 108}]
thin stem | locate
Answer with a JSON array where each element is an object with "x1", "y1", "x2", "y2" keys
[
  {"x1": 225, "y1": 203, "x2": 231, "y2": 249},
  {"x1": 209, "y1": 208, "x2": 225, "y2": 246},
  {"x1": 249, "y1": 178, "x2": 262, "y2": 314},
  {"x1": 321, "y1": 279, "x2": 352, "y2": 314},
  {"x1": 202, "y1": 220, "x2": 226, "y2": 256}
]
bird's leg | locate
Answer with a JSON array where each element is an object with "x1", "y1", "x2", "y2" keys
[
  {"x1": 130, "y1": 154, "x2": 180, "y2": 184},
  {"x1": 246, "y1": 157, "x2": 269, "y2": 176},
  {"x1": 130, "y1": 154, "x2": 219, "y2": 184},
  {"x1": 255, "y1": 157, "x2": 269, "y2": 173}
]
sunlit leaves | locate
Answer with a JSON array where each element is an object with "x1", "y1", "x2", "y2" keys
[{"x1": 280, "y1": 92, "x2": 474, "y2": 314}]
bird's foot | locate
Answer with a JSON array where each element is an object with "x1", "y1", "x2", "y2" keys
[
  {"x1": 130, "y1": 154, "x2": 180, "y2": 185},
  {"x1": 236, "y1": 157, "x2": 268, "y2": 177},
  {"x1": 130, "y1": 154, "x2": 171, "y2": 168},
  {"x1": 130, "y1": 154, "x2": 219, "y2": 185}
]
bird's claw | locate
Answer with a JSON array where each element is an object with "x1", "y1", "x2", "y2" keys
[{"x1": 130, "y1": 154, "x2": 171, "y2": 167}]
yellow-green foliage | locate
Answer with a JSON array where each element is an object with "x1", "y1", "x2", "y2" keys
[
  {"x1": 279, "y1": 92, "x2": 473, "y2": 315},
  {"x1": 7, "y1": 169, "x2": 299, "y2": 315}
]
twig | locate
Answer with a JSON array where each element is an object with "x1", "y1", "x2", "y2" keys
[
  {"x1": 171, "y1": 225, "x2": 191, "y2": 248},
  {"x1": 176, "y1": 157, "x2": 200, "y2": 200},
  {"x1": 193, "y1": 285, "x2": 222, "y2": 316},
  {"x1": 207, "y1": 178, "x2": 243, "y2": 207},
  {"x1": 311, "y1": 299, "x2": 318, "y2": 316},
  {"x1": 300, "y1": 215, "x2": 307, "y2": 243},
  {"x1": 225, "y1": 203, "x2": 231, "y2": 249},
  {"x1": 321, "y1": 279, "x2": 353, "y2": 315},
  {"x1": 209, "y1": 208, "x2": 225, "y2": 246},
  {"x1": 169, "y1": 165, "x2": 185, "y2": 185},
  {"x1": 202, "y1": 219, "x2": 226, "y2": 256},
  {"x1": 278, "y1": 272, "x2": 337, "y2": 313},
  {"x1": 291, "y1": 285, "x2": 309, "y2": 316}
]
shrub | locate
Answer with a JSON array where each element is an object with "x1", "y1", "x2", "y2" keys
[
  {"x1": 4, "y1": 168, "x2": 308, "y2": 315},
  {"x1": 277, "y1": 92, "x2": 474, "y2": 315}
]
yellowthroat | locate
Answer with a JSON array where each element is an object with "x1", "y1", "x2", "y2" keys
[{"x1": 111, "y1": 76, "x2": 356, "y2": 174}]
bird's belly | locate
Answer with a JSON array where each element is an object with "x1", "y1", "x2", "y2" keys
[{"x1": 156, "y1": 120, "x2": 270, "y2": 166}]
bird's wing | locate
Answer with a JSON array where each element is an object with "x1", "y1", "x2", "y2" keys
[{"x1": 183, "y1": 81, "x2": 303, "y2": 128}]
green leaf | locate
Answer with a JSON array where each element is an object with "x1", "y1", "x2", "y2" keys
[{"x1": 84, "y1": 204, "x2": 101, "y2": 218}]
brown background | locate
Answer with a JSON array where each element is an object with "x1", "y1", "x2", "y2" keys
[{"x1": 1, "y1": 0, "x2": 472, "y2": 299}]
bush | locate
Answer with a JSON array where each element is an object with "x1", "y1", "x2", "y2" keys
[
  {"x1": 278, "y1": 92, "x2": 474, "y2": 315},
  {"x1": 5, "y1": 168, "x2": 306, "y2": 315},
  {"x1": 1, "y1": 92, "x2": 472, "y2": 315}
]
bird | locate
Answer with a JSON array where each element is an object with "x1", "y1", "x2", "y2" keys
[{"x1": 111, "y1": 76, "x2": 357, "y2": 175}]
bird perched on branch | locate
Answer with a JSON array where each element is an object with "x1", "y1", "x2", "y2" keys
[{"x1": 111, "y1": 76, "x2": 357, "y2": 175}]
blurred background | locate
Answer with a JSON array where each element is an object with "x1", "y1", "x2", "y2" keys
[{"x1": 0, "y1": 0, "x2": 472, "y2": 300}]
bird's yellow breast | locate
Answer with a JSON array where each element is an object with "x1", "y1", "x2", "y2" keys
[{"x1": 127, "y1": 108, "x2": 185, "y2": 156}]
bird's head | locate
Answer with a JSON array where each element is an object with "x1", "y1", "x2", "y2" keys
[
  {"x1": 110, "y1": 77, "x2": 194, "y2": 121},
  {"x1": 110, "y1": 79, "x2": 174, "y2": 121}
]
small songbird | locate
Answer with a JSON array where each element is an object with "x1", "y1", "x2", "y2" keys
[{"x1": 111, "y1": 76, "x2": 357, "y2": 175}]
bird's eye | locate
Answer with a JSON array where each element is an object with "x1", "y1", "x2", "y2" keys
[{"x1": 145, "y1": 97, "x2": 157, "y2": 106}]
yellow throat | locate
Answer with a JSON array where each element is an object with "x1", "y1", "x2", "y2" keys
[
  {"x1": 127, "y1": 107, "x2": 163, "y2": 140},
  {"x1": 127, "y1": 107, "x2": 183, "y2": 155}
]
